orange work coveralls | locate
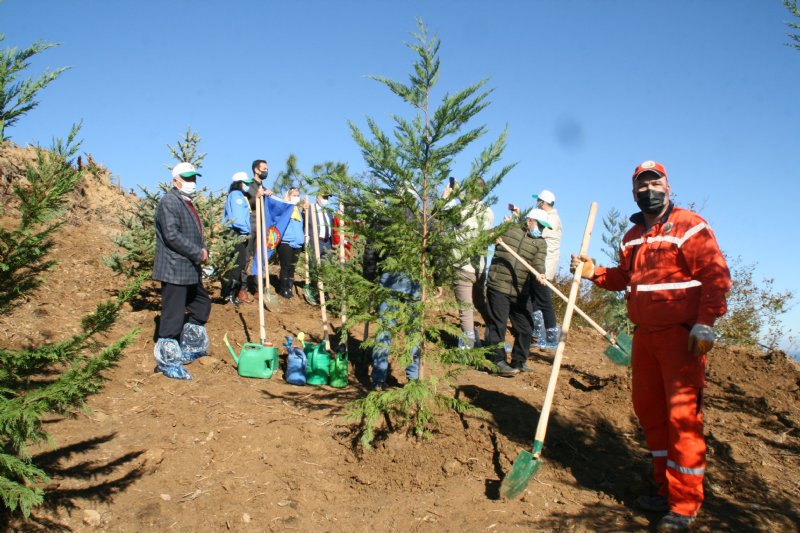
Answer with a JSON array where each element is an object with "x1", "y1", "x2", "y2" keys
[{"x1": 591, "y1": 203, "x2": 731, "y2": 517}]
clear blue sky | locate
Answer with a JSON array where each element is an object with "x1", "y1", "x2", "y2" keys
[{"x1": 4, "y1": 1, "x2": 798, "y2": 353}]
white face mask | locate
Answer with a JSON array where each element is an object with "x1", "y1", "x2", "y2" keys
[
  {"x1": 318, "y1": 198, "x2": 329, "y2": 207},
  {"x1": 180, "y1": 180, "x2": 197, "y2": 196},
  {"x1": 289, "y1": 196, "x2": 300, "y2": 205}
]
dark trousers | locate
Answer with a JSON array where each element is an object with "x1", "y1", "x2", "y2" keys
[
  {"x1": 277, "y1": 243, "x2": 302, "y2": 293},
  {"x1": 224, "y1": 238, "x2": 249, "y2": 296},
  {"x1": 485, "y1": 288, "x2": 533, "y2": 366},
  {"x1": 158, "y1": 282, "x2": 211, "y2": 339},
  {"x1": 530, "y1": 280, "x2": 557, "y2": 328}
]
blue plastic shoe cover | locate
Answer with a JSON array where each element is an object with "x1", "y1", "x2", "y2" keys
[
  {"x1": 154, "y1": 338, "x2": 192, "y2": 380},
  {"x1": 180, "y1": 323, "x2": 209, "y2": 362}
]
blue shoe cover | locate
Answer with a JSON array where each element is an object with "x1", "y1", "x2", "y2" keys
[{"x1": 180, "y1": 323, "x2": 209, "y2": 363}]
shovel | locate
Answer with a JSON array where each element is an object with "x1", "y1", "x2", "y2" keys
[
  {"x1": 500, "y1": 201, "x2": 598, "y2": 500},
  {"x1": 302, "y1": 196, "x2": 319, "y2": 305},
  {"x1": 254, "y1": 198, "x2": 268, "y2": 343},
  {"x1": 495, "y1": 239, "x2": 631, "y2": 365},
  {"x1": 336, "y1": 200, "x2": 349, "y2": 359},
  {"x1": 310, "y1": 204, "x2": 332, "y2": 352}
]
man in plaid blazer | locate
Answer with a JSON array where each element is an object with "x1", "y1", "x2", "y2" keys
[{"x1": 152, "y1": 162, "x2": 211, "y2": 380}]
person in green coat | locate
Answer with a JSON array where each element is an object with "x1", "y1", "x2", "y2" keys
[{"x1": 485, "y1": 209, "x2": 550, "y2": 376}]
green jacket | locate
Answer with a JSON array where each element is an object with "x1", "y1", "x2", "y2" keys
[{"x1": 487, "y1": 224, "x2": 546, "y2": 297}]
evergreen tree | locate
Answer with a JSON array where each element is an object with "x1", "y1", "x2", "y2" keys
[
  {"x1": 272, "y1": 153, "x2": 306, "y2": 195},
  {"x1": 592, "y1": 208, "x2": 632, "y2": 335},
  {"x1": 786, "y1": 0, "x2": 800, "y2": 49},
  {"x1": 0, "y1": 106, "x2": 141, "y2": 517},
  {"x1": 164, "y1": 126, "x2": 207, "y2": 170},
  {"x1": 0, "y1": 33, "x2": 68, "y2": 141},
  {"x1": 319, "y1": 20, "x2": 513, "y2": 446},
  {"x1": 0, "y1": 125, "x2": 83, "y2": 310}
]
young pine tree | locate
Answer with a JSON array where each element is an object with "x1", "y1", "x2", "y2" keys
[
  {"x1": 318, "y1": 20, "x2": 513, "y2": 447},
  {"x1": 0, "y1": 33, "x2": 68, "y2": 141},
  {"x1": 272, "y1": 153, "x2": 306, "y2": 195},
  {"x1": 0, "y1": 127, "x2": 142, "y2": 517}
]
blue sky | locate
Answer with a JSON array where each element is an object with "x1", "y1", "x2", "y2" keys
[{"x1": 3, "y1": 1, "x2": 798, "y2": 353}]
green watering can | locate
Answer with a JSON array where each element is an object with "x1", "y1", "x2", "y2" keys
[
  {"x1": 328, "y1": 351, "x2": 348, "y2": 388},
  {"x1": 224, "y1": 333, "x2": 278, "y2": 379},
  {"x1": 304, "y1": 342, "x2": 330, "y2": 386}
]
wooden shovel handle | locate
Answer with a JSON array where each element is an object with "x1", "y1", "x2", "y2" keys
[
  {"x1": 532, "y1": 202, "x2": 597, "y2": 454},
  {"x1": 303, "y1": 196, "x2": 311, "y2": 286},
  {"x1": 310, "y1": 204, "x2": 331, "y2": 351},
  {"x1": 496, "y1": 238, "x2": 612, "y2": 339},
  {"x1": 255, "y1": 198, "x2": 267, "y2": 344}
]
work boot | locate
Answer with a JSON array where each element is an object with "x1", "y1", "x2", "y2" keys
[
  {"x1": 656, "y1": 512, "x2": 695, "y2": 531},
  {"x1": 494, "y1": 361, "x2": 519, "y2": 377},
  {"x1": 513, "y1": 361, "x2": 533, "y2": 373},
  {"x1": 537, "y1": 326, "x2": 560, "y2": 351},
  {"x1": 236, "y1": 289, "x2": 253, "y2": 304},
  {"x1": 635, "y1": 494, "x2": 669, "y2": 512}
]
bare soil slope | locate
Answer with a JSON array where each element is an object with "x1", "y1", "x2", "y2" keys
[{"x1": 2, "y1": 149, "x2": 798, "y2": 532}]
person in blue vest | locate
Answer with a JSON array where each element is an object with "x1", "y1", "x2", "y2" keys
[
  {"x1": 222, "y1": 171, "x2": 253, "y2": 305},
  {"x1": 277, "y1": 186, "x2": 308, "y2": 298}
]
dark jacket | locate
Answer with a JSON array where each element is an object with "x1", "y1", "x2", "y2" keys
[
  {"x1": 487, "y1": 224, "x2": 546, "y2": 297},
  {"x1": 247, "y1": 180, "x2": 263, "y2": 229},
  {"x1": 153, "y1": 188, "x2": 205, "y2": 285}
]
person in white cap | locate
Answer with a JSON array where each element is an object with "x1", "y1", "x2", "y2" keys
[
  {"x1": 222, "y1": 171, "x2": 255, "y2": 305},
  {"x1": 530, "y1": 189, "x2": 562, "y2": 349},
  {"x1": 571, "y1": 160, "x2": 730, "y2": 531},
  {"x1": 152, "y1": 162, "x2": 211, "y2": 380}
]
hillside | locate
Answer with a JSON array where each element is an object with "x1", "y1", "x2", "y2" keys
[{"x1": 1, "y1": 146, "x2": 798, "y2": 532}]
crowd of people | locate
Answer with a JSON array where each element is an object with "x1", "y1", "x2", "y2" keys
[{"x1": 150, "y1": 158, "x2": 730, "y2": 531}]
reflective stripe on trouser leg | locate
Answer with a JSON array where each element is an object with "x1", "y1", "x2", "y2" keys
[{"x1": 631, "y1": 326, "x2": 706, "y2": 516}]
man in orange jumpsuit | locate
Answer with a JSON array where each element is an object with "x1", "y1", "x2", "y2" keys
[{"x1": 571, "y1": 161, "x2": 730, "y2": 531}]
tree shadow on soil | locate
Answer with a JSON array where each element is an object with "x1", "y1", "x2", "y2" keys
[
  {"x1": 457, "y1": 383, "x2": 798, "y2": 532},
  {"x1": 3, "y1": 433, "x2": 145, "y2": 532}
]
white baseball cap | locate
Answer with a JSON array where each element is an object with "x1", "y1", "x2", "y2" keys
[
  {"x1": 526, "y1": 208, "x2": 552, "y2": 229},
  {"x1": 232, "y1": 171, "x2": 253, "y2": 183},
  {"x1": 172, "y1": 162, "x2": 201, "y2": 179},
  {"x1": 532, "y1": 189, "x2": 555, "y2": 205}
]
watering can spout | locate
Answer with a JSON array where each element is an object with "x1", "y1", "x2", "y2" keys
[{"x1": 223, "y1": 333, "x2": 239, "y2": 364}]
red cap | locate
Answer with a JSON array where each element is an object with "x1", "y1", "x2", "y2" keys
[{"x1": 632, "y1": 160, "x2": 667, "y2": 182}]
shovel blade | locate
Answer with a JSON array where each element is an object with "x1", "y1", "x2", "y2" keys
[
  {"x1": 499, "y1": 450, "x2": 542, "y2": 500},
  {"x1": 603, "y1": 332, "x2": 632, "y2": 366},
  {"x1": 303, "y1": 285, "x2": 319, "y2": 305}
]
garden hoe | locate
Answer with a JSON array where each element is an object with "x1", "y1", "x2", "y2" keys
[
  {"x1": 500, "y1": 202, "x2": 597, "y2": 500},
  {"x1": 495, "y1": 238, "x2": 631, "y2": 365}
]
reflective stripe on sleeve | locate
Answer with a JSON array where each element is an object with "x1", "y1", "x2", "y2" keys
[
  {"x1": 621, "y1": 237, "x2": 644, "y2": 250},
  {"x1": 642, "y1": 222, "x2": 708, "y2": 248},
  {"x1": 667, "y1": 459, "x2": 705, "y2": 476},
  {"x1": 651, "y1": 450, "x2": 668, "y2": 458},
  {"x1": 636, "y1": 280, "x2": 702, "y2": 292}
]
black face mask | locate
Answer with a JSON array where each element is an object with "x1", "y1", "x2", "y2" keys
[
  {"x1": 259, "y1": 170, "x2": 268, "y2": 179},
  {"x1": 636, "y1": 189, "x2": 667, "y2": 215}
]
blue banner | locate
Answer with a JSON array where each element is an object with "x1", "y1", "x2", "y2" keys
[{"x1": 251, "y1": 195, "x2": 296, "y2": 275}]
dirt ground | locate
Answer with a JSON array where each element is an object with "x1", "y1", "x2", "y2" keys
[{"x1": 1, "y1": 154, "x2": 798, "y2": 532}]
